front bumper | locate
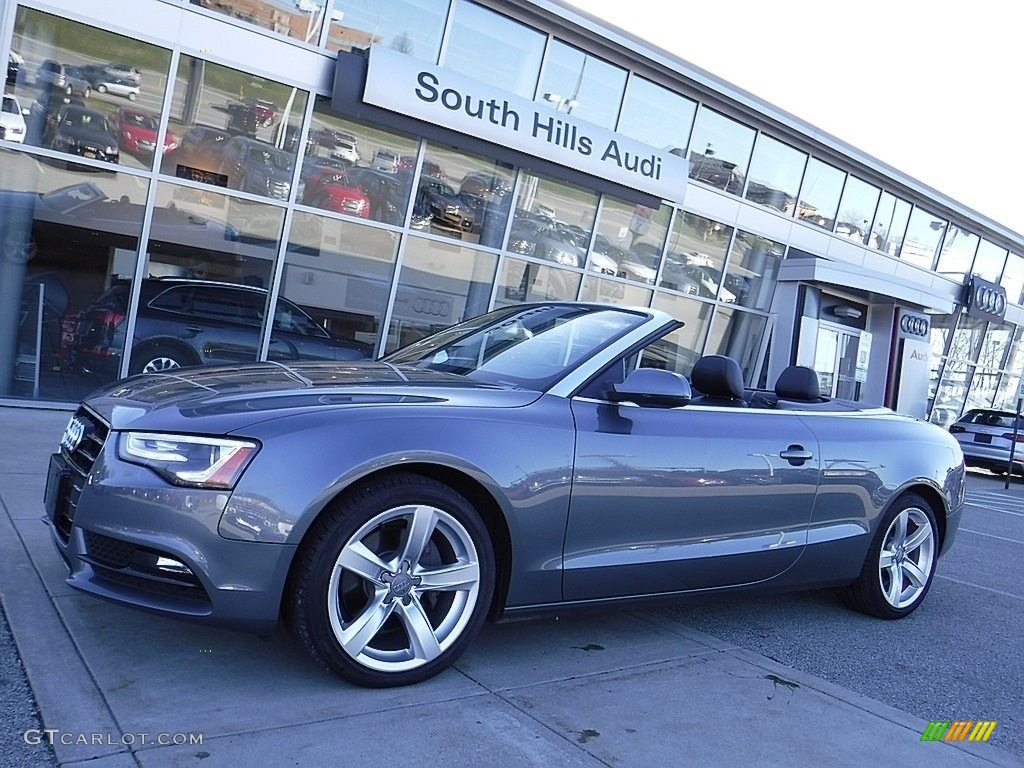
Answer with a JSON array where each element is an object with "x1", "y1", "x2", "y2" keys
[{"x1": 48, "y1": 420, "x2": 295, "y2": 634}]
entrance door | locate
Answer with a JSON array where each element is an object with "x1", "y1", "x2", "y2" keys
[{"x1": 813, "y1": 324, "x2": 870, "y2": 401}]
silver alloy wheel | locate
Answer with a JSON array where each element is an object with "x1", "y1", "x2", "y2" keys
[
  {"x1": 878, "y1": 507, "x2": 935, "y2": 609},
  {"x1": 327, "y1": 504, "x2": 481, "y2": 673},
  {"x1": 142, "y1": 357, "x2": 181, "y2": 373}
]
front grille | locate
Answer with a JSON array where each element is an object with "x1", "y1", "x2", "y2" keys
[
  {"x1": 82, "y1": 530, "x2": 210, "y2": 605},
  {"x1": 55, "y1": 407, "x2": 109, "y2": 542}
]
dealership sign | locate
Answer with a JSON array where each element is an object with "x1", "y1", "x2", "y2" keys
[
  {"x1": 362, "y1": 46, "x2": 689, "y2": 202},
  {"x1": 964, "y1": 276, "x2": 1006, "y2": 321}
]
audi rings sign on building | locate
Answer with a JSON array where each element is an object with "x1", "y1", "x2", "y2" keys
[
  {"x1": 965, "y1": 276, "x2": 1007, "y2": 321},
  {"x1": 898, "y1": 310, "x2": 930, "y2": 340}
]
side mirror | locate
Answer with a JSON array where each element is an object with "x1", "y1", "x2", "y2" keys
[
  {"x1": 608, "y1": 368, "x2": 691, "y2": 408},
  {"x1": 21, "y1": 108, "x2": 30, "y2": 117}
]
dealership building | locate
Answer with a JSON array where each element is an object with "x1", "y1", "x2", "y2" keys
[{"x1": 1, "y1": 0, "x2": 1022, "y2": 421}]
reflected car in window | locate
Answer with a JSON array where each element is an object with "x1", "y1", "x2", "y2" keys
[
  {"x1": 219, "y1": 136, "x2": 295, "y2": 200},
  {"x1": 45, "y1": 105, "x2": 119, "y2": 163},
  {"x1": 177, "y1": 125, "x2": 230, "y2": 167},
  {"x1": 103, "y1": 62, "x2": 143, "y2": 86},
  {"x1": 415, "y1": 177, "x2": 474, "y2": 233},
  {"x1": 1, "y1": 93, "x2": 28, "y2": 143},
  {"x1": 92, "y1": 76, "x2": 140, "y2": 101},
  {"x1": 110, "y1": 108, "x2": 178, "y2": 158},
  {"x1": 48, "y1": 303, "x2": 966, "y2": 689},
  {"x1": 71, "y1": 278, "x2": 371, "y2": 378},
  {"x1": 301, "y1": 163, "x2": 370, "y2": 218}
]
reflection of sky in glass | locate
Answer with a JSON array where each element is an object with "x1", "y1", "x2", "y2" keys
[
  {"x1": 538, "y1": 40, "x2": 626, "y2": 130},
  {"x1": 973, "y1": 240, "x2": 1007, "y2": 283},
  {"x1": 835, "y1": 176, "x2": 879, "y2": 243},
  {"x1": 1001, "y1": 253, "x2": 1024, "y2": 304},
  {"x1": 744, "y1": 134, "x2": 805, "y2": 211},
  {"x1": 935, "y1": 225, "x2": 979, "y2": 278},
  {"x1": 444, "y1": 2, "x2": 545, "y2": 98},
  {"x1": 797, "y1": 158, "x2": 844, "y2": 226},
  {"x1": 616, "y1": 76, "x2": 696, "y2": 152},
  {"x1": 901, "y1": 207, "x2": 947, "y2": 269},
  {"x1": 331, "y1": 0, "x2": 448, "y2": 60},
  {"x1": 688, "y1": 107, "x2": 753, "y2": 191}
]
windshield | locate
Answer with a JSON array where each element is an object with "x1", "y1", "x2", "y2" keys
[
  {"x1": 124, "y1": 113, "x2": 157, "y2": 129},
  {"x1": 384, "y1": 305, "x2": 646, "y2": 390},
  {"x1": 63, "y1": 110, "x2": 109, "y2": 133},
  {"x1": 247, "y1": 146, "x2": 291, "y2": 170},
  {"x1": 2, "y1": 97, "x2": 17, "y2": 114}
]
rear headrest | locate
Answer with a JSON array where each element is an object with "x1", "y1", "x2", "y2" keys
[
  {"x1": 691, "y1": 356, "x2": 745, "y2": 400},
  {"x1": 775, "y1": 366, "x2": 821, "y2": 401}
]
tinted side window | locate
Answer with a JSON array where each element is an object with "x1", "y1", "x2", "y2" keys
[
  {"x1": 148, "y1": 286, "x2": 192, "y2": 312},
  {"x1": 190, "y1": 287, "x2": 256, "y2": 324}
]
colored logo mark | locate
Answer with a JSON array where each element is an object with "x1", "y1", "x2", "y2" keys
[{"x1": 921, "y1": 721, "x2": 997, "y2": 742}]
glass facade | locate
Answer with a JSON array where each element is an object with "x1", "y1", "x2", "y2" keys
[{"x1": 0, "y1": 0, "x2": 1021, "y2": 414}]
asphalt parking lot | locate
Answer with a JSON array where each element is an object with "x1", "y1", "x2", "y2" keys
[{"x1": 1, "y1": 406, "x2": 1020, "y2": 767}]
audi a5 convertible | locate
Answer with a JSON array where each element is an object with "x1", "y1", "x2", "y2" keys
[{"x1": 45, "y1": 303, "x2": 966, "y2": 687}]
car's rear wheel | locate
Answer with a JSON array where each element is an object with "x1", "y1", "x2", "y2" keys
[
  {"x1": 286, "y1": 473, "x2": 494, "y2": 687},
  {"x1": 96, "y1": 84, "x2": 107, "y2": 94},
  {"x1": 841, "y1": 493, "x2": 938, "y2": 618}
]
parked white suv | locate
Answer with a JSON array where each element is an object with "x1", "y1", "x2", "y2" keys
[{"x1": 1, "y1": 93, "x2": 27, "y2": 143}]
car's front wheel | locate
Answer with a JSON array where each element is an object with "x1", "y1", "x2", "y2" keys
[
  {"x1": 842, "y1": 493, "x2": 939, "y2": 618},
  {"x1": 287, "y1": 473, "x2": 495, "y2": 687}
]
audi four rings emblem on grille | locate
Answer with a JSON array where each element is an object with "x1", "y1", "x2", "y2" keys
[{"x1": 61, "y1": 417, "x2": 86, "y2": 453}]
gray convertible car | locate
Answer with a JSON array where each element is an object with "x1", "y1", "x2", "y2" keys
[{"x1": 45, "y1": 303, "x2": 965, "y2": 687}]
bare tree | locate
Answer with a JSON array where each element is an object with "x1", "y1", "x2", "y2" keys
[{"x1": 390, "y1": 32, "x2": 414, "y2": 54}]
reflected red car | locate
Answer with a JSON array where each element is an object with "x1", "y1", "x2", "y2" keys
[
  {"x1": 303, "y1": 168, "x2": 371, "y2": 218},
  {"x1": 110, "y1": 108, "x2": 178, "y2": 158}
]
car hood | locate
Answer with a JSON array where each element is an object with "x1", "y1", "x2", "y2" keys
[
  {"x1": 84, "y1": 361, "x2": 542, "y2": 433},
  {"x1": 60, "y1": 126, "x2": 115, "y2": 145}
]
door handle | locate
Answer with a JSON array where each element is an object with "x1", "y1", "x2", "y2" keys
[
  {"x1": 779, "y1": 445, "x2": 813, "y2": 465},
  {"x1": 183, "y1": 325, "x2": 202, "y2": 337}
]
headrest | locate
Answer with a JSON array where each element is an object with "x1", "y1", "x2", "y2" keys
[
  {"x1": 691, "y1": 356, "x2": 745, "y2": 400},
  {"x1": 775, "y1": 366, "x2": 821, "y2": 401}
]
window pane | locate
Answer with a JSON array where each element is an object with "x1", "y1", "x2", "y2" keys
[
  {"x1": 616, "y1": 75, "x2": 696, "y2": 156},
  {"x1": 723, "y1": 231, "x2": 784, "y2": 310},
  {"x1": 965, "y1": 369, "x2": 997, "y2": 411},
  {"x1": 578, "y1": 276, "x2": 651, "y2": 307},
  {"x1": 271, "y1": 213, "x2": 399, "y2": 360},
  {"x1": 444, "y1": 2, "x2": 545, "y2": 98},
  {"x1": 973, "y1": 239, "x2": 1007, "y2": 283},
  {"x1": 704, "y1": 307, "x2": 768, "y2": 384},
  {"x1": 660, "y1": 212, "x2": 733, "y2": 300},
  {"x1": 507, "y1": 173, "x2": 597, "y2": 268},
  {"x1": 327, "y1": 0, "x2": 449, "y2": 59},
  {"x1": 687, "y1": 108, "x2": 754, "y2": 194},
  {"x1": 835, "y1": 176, "x2": 880, "y2": 245},
  {"x1": 161, "y1": 56, "x2": 308, "y2": 202},
  {"x1": 929, "y1": 314, "x2": 955, "y2": 359},
  {"x1": 193, "y1": 0, "x2": 327, "y2": 46},
  {"x1": 386, "y1": 236, "x2": 497, "y2": 351},
  {"x1": 0, "y1": 149, "x2": 148, "y2": 401},
  {"x1": 947, "y1": 315, "x2": 987, "y2": 362},
  {"x1": 592, "y1": 199, "x2": 671, "y2": 285},
  {"x1": 494, "y1": 259, "x2": 581, "y2": 306},
  {"x1": 416, "y1": 143, "x2": 514, "y2": 247},
  {"x1": 930, "y1": 360, "x2": 968, "y2": 425},
  {"x1": 979, "y1": 322, "x2": 1012, "y2": 371},
  {"x1": 900, "y1": 207, "x2": 946, "y2": 270},
  {"x1": 1001, "y1": 326, "x2": 1024, "y2": 375},
  {"x1": 12, "y1": 7, "x2": 171, "y2": 171},
  {"x1": 537, "y1": 40, "x2": 626, "y2": 130},
  {"x1": 994, "y1": 372, "x2": 1021, "y2": 411},
  {"x1": 1002, "y1": 253, "x2": 1024, "y2": 305},
  {"x1": 934, "y1": 225, "x2": 979, "y2": 282},
  {"x1": 641, "y1": 293, "x2": 715, "y2": 375},
  {"x1": 129, "y1": 183, "x2": 282, "y2": 372},
  {"x1": 303, "y1": 96, "x2": 418, "y2": 225},
  {"x1": 869, "y1": 192, "x2": 911, "y2": 256},
  {"x1": 744, "y1": 134, "x2": 805, "y2": 214},
  {"x1": 797, "y1": 158, "x2": 844, "y2": 230}
]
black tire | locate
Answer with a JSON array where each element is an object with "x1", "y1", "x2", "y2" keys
[
  {"x1": 129, "y1": 342, "x2": 197, "y2": 375},
  {"x1": 286, "y1": 473, "x2": 495, "y2": 687},
  {"x1": 841, "y1": 493, "x2": 939, "y2": 619}
]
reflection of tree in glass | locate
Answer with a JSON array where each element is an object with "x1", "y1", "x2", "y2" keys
[{"x1": 391, "y1": 32, "x2": 414, "y2": 54}]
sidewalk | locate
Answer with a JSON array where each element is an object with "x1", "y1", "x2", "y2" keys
[{"x1": 0, "y1": 405, "x2": 1018, "y2": 767}]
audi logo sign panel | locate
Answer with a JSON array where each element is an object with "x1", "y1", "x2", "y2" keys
[{"x1": 964, "y1": 276, "x2": 1007, "y2": 321}]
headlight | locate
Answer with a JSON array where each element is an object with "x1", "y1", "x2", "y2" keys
[
  {"x1": 118, "y1": 432, "x2": 259, "y2": 489},
  {"x1": 105, "y1": 145, "x2": 117, "y2": 154}
]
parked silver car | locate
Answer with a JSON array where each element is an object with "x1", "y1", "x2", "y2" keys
[
  {"x1": 45, "y1": 303, "x2": 965, "y2": 687},
  {"x1": 950, "y1": 408, "x2": 1024, "y2": 475}
]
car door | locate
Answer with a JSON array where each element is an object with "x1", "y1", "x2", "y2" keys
[
  {"x1": 187, "y1": 286, "x2": 261, "y2": 364},
  {"x1": 562, "y1": 360, "x2": 820, "y2": 601}
]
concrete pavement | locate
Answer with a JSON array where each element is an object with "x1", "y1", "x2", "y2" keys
[{"x1": 0, "y1": 405, "x2": 1018, "y2": 767}]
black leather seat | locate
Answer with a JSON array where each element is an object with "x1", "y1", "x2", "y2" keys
[
  {"x1": 689, "y1": 356, "x2": 747, "y2": 407},
  {"x1": 775, "y1": 366, "x2": 822, "y2": 402}
]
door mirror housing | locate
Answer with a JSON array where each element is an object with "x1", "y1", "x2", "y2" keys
[{"x1": 608, "y1": 368, "x2": 692, "y2": 408}]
